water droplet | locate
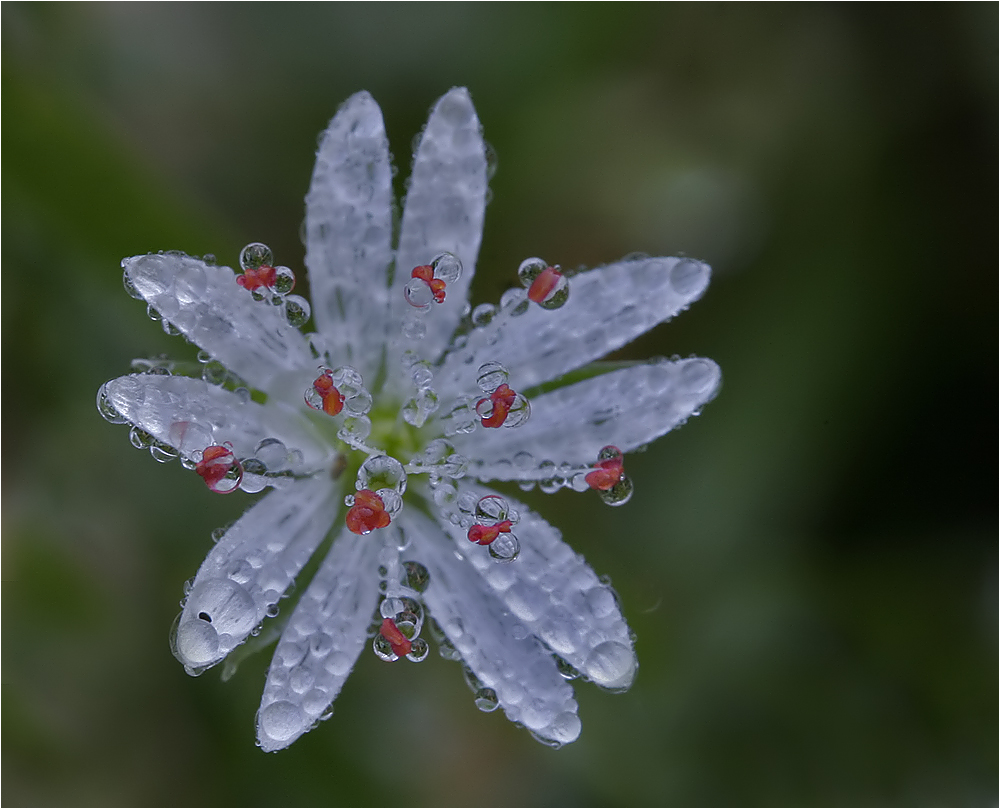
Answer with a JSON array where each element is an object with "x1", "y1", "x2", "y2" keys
[
  {"x1": 376, "y1": 488, "x2": 403, "y2": 519},
  {"x1": 306, "y1": 332, "x2": 329, "y2": 361},
  {"x1": 471, "y1": 303, "x2": 495, "y2": 327},
  {"x1": 96, "y1": 383, "x2": 129, "y2": 424},
  {"x1": 337, "y1": 416, "x2": 372, "y2": 446},
  {"x1": 122, "y1": 271, "x2": 144, "y2": 300},
  {"x1": 670, "y1": 258, "x2": 708, "y2": 296},
  {"x1": 411, "y1": 363, "x2": 434, "y2": 390},
  {"x1": 484, "y1": 140, "x2": 499, "y2": 180},
  {"x1": 504, "y1": 394, "x2": 530, "y2": 428},
  {"x1": 404, "y1": 277, "x2": 434, "y2": 310},
  {"x1": 489, "y1": 533, "x2": 519, "y2": 563},
  {"x1": 272, "y1": 266, "x2": 295, "y2": 295},
  {"x1": 380, "y1": 597, "x2": 405, "y2": 619},
  {"x1": 584, "y1": 641, "x2": 637, "y2": 691},
  {"x1": 254, "y1": 438, "x2": 288, "y2": 470},
  {"x1": 500, "y1": 286, "x2": 530, "y2": 316},
  {"x1": 599, "y1": 475, "x2": 634, "y2": 507},
  {"x1": 513, "y1": 451, "x2": 534, "y2": 471},
  {"x1": 149, "y1": 441, "x2": 179, "y2": 463},
  {"x1": 258, "y1": 700, "x2": 307, "y2": 743},
  {"x1": 517, "y1": 257, "x2": 548, "y2": 288},
  {"x1": 357, "y1": 455, "x2": 407, "y2": 495},
  {"x1": 129, "y1": 426, "x2": 154, "y2": 449},
  {"x1": 402, "y1": 561, "x2": 430, "y2": 593},
  {"x1": 240, "y1": 242, "x2": 273, "y2": 271},
  {"x1": 372, "y1": 633, "x2": 397, "y2": 662},
  {"x1": 457, "y1": 492, "x2": 478, "y2": 514},
  {"x1": 430, "y1": 252, "x2": 462, "y2": 285},
  {"x1": 284, "y1": 295, "x2": 311, "y2": 327},
  {"x1": 474, "y1": 495, "x2": 509, "y2": 525},
  {"x1": 402, "y1": 317, "x2": 427, "y2": 340},
  {"x1": 476, "y1": 361, "x2": 508, "y2": 393},
  {"x1": 227, "y1": 560, "x2": 254, "y2": 584},
  {"x1": 211, "y1": 526, "x2": 227, "y2": 543},
  {"x1": 202, "y1": 360, "x2": 228, "y2": 386}
]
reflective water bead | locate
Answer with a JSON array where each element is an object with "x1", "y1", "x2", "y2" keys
[
  {"x1": 345, "y1": 489, "x2": 391, "y2": 535},
  {"x1": 489, "y1": 533, "x2": 520, "y2": 562},
  {"x1": 96, "y1": 383, "x2": 129, "y2": 424},
  {"x1": 471, "y1": 303, "x2": 495, "y2": 327},
  {"x1": 330, "y1": 365, "x2": 363, "y2": 388},
  {"x1": 513, "y1": 450, "x2": 534, "y2": 470},
  {"x1": 202, "y1": 360, "x2": 228, "y2": 386},
  {"x1": 358, "y1": 455, "x2": 407, "y2": 494},
  {"x1": 239, "y1": 242, "x2": 273, "y2": 270},
  {"x1": 585, "y1": 445, "x2": 626, "y2": 491},
  {"x1": 404, "y1": 276, "x2": 435, "y2": 310},
  {"x1": 516, "y1": 257, "x2": 548, "y2": 287},
  {"x1": 599, "y1": 475, "x2": 634, "y2": 507},
  {"x1": 474, "y1": 687, "x2": 500, "y2": 712},
  {"x1": 476, "y1": 383, "x2": 516, "y2": 428},
  {"x1": 372, "y1": 633, "x2": 397, "y2": 662},
  {"x1": 129, "y1": 426, "x2": 154, "y2": 449},
  {"x1": 149, "y1": 441, "x2": 179, "y2": 463},
  {"x1": 122, "y1": 270, "x2": 144, "y2": 300},
  {"x1": 670, "y1": 258, "x2": 708, "y2": 296},
  {"x1": 402, "y1": 317, "x2": 428, "y2": 340},
  {"x1": 475, "y1": 495, "x2": 509, "y2": 525},
  {"x1": 239, "y1": 458, "x2": 269, "y2": 494},
  {"x1": 284, "y1": 295, "x2": 311, "y2": 327},
  {"x1": 504, "y1": 394, "x2": 531, "y2": 428},
  {"x1": 402, "y1": 561, "x2": 430, "y2": 593},
  {"x1": 527, "y1": 265, "x2": 569, "y2": 309},
  {"x1": 457, "y1": 492, "x2": 478, "y2": 514},
  {"x1": 476, "y1": 361, "x2": 509, "y2": 393},
  {"x1": 376, "y1": 488, "x2": 403, "y2": 519},
  {"x1": 305, "y1": 369, "x2": 344, "y2": 416},
  {"x1": 272, "y1": 266, "x2": 296, "y2": 295},
  {"x1": 254, "y1": 438, "x2": 288, "y2": 471},
  {"x1": 411, "y1": 363, "x2": 434, "y2": 390},
  {"x1": 379, "y1": 617, "x2": 412, "y2": 658},
  {"x1": 406, "y1": 638, "x2": 430, "y2": 662},
  {"x1": 337, "y1": 416, "x2": 372, "y2": 447},
  {"x1": 237, "y1": 264, "x2": 277, "y2": 293},
  {"x1": 195, "y1": 444, "x2": 243, "y2": 493},
  {"x1": 380, "y1": 597, "x2": 406, "y2": 619},
  {"x1": 499, "y1": 286, "x2": 530, "y2": 316},
  {"x1": 430, "y1": 251, "x2": 462, "y2": 285}
]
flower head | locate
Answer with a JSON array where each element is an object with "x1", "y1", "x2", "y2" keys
[{"x1": 96, "y1": 88, "x2": 720, "y2": 751}]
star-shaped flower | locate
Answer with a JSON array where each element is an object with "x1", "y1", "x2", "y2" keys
[{"x1": 96, "y1": 88, "x2": 720, "y2": 751}]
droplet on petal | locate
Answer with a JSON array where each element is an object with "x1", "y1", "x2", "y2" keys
[
  {"x1": 379, "y1": 617, "x2": 412, "y2": 658},
  {"x1": 402, "y1": 561, "x2": 430, "y2": 593},
  {"x1": 585, "y1": 445, "x2": 625, "y2": 491},
  {"x1": 476, "y1": 361, "x2": 509, "y2": 393},
  {"x1": 345, "y1": 489, "x2": 391, "y2": 535},
  {"x1": 305, "y1": 369, "x2": 345, "y2": 416},
  {"x1": 599, "y1": 475, "x2": 634, "y2": 507},
  {"x1": 488, "y1": 533, "x2": 520, "y2": 562},
  {"x1": 357, "y1": 455, "x2": 407, "y2": 495},
  {"x1": 196, "y1": 444, "x2": 244, "y2": 494},
  {"x1": 239, "y1": 242, "x2": 274, "y2": 271},
  {"x1": 404, "y1": 276, "x2": 435, "y2": 310},
  {"x1": 527, "y1": 265, "x2": 569, "y2": 309},
  {"x1": 476, "y1": 383, "x2": 521, "y2": 428},
  {"x1": 284, "y1": 295, "x2": 311, "y2": 327},
  {"x1": 474, "y1": 494, "x2": 510, "y2": 525},
  {"x1": 431, "y1": 251, "x2": 462, "y2": 284},
  {"x1": 272, "y1": 266, "x2": 296, "y2": 295}
]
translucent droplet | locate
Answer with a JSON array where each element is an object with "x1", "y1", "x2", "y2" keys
[
  {"x1": 402, "y1": 561, "x2": 430, "y2": 593},
  {"x1": 258, "y1": 700, "x2": 307, "y2": 743},
  {"x1": 227, "y1": 560, "x2": 254, "y2": 584},
  {"x1": 500, "y1": 286, "x2": 529, "y2": 316},
  {"x1": 484, "y1": 140, "x2": 499, "y2": 180},
  {"x1": 372, "y1": 633, "x2": 397, "y2": 662},
  {"x1": 670, "y1": 258, "x2": 708, "y2": 296},
  {"x1": 411, "y1": 363, "x2": 434, "y2": 390},
  {"x1": 476, "y1": 361, "x2": 508, "y2": 393},
  {"x1": 380, "y1": 597, "x2": 405, "y2": 619},
  {"x1": 240, "y1": 242, "x2": 273, "y2": 270},
  {"x1": 272, "y1": 266, "x2": 295, "y2": 295},
  {"x1": 471, "y1": 303, "x2": 495, "y2": 327},
  {"x1": 584, "y1": 640, "x2": 637, "y2": 691},
  {"x1": 554, "y1": 655, "x2": 581, "y2": 680},
  {"x1": 337, "y1": 416, "x2": 372, "y2": 445},
  {"x1": 284, "y1": 295, "x2": 311, "y2": 327},
  {"x1": 536, "y1": 274, "x2": 569, "y2": 310},
  {"x1": 474, "y1": 495, "x2": 509, "y2": 525},
  {"x1": 504, "y1": 394, "x2": 530, "y2": 428},
  {"x1": 517, "y1": 257, "x2": 548, "y2": 288},
  {"x1": 489, "y1": 533, "x2": 519, "y2": 563},
  {"x1": 168, "y1": 421, "x2": 214, "y2": 457},
  {"x1": 474, "y1": 687, "x2": 500, "y2": 712},
  {"x1": 202, "y1": 360, "x2": 228, "y2": 386},
  {"x1": 149, "y1": 441, "x2": 179, "y2": 463},
  {"x1": 96, "y1": 383, "x2": 129, "y2": 424},
  {"x1": 513, "y1": 451, "x2": 534, "y2": 470},
  {"x1": 122, "y1": 271, "x2": 144, "y2": 300},
  {"x1": 599, "y1": 475, "x2": 634, "y2": 507},
  {"x1": 211, "y1": 526, "x2": 227, "y2": 543},
  {"x1": 357, "y1": 455, "x2": 407, "y2": 495},
  {"x1": 430, "y1": 252, "x2": 462, "y2": 285},
  {"x1": 254, "y1": 438, "x2": 288, "y2": 470},
  {"x1": 404, "y1": 277, "x2": 434, "y2": 310},
  {"x1": 406, "y1": 637, "x2": 429, "y2": 662},
  {"x1": 129, "y1": 426, "x2": 154, "y2": 449},
  {"x1": 457, "y1": 492, "x2": 478, "y2": 514},
  {"x1": 597, "y1": 445, "x2": 623, "y2": 463},
  {"x1": 377, "y1": 488, "x2": 403, "y2": 519}
]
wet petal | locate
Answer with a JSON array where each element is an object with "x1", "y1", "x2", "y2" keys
[
  {"x1": 404, "y1": 509, "x2": 581, "y2": 747},
  {"x1": 437, "y1": 256, "x2": 711, "y2": 397},
  {"x1": 172, "y1": 477, "x2": 339, "y2": 674},
  {"x1": 102, "y1": 373, "x2": 332, "y2": 472},
  {"x1": 256, "y1": 527, "x2": 380, "y2": 752},
  {"x1": 305, "y1": 92, "x2": 394, "y2": 381},
  {"x1": 123, "y1": 253, "x2": 312, "y2": 393},
  {"x1": 440, "y1": 483, "x2": 637, "y2": 692},
  {"x1": 454, "y1": 357, "x2": 721, "y2": 480},
  {"x1": 393, "y1": 88, "x2": 487, "y2": 362}
]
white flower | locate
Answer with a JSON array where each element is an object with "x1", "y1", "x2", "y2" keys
[{"x1": 96, "y1": 88, "x2": 720, "y2": 752}]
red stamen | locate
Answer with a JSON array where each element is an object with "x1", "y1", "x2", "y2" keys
[
  {"x1": 346, "y1": 489, "x2": 391, "y2": 535},
  {"x1": 236, "y1": 264, "x2": 277, "y2": 291},
  {"x1": 380, "y1": 618, "x2": 412, "y2": 657},
  {"x1": 411, "y1": 264, "x2": 447, "y2": 303},
  {"x1": 527, "y1": 266, "x2": 563, "y2": 303},
  {"x1": 467, "y1": 519, "x2": 513, "y2": 545},
  {"x1": 585, "y1": 447, "x2": 625, "y2": 491},
  {"x1": 195, "y1": 444, "x2": 242, "y2": 493},
  {"x1": 478, "y1": 383, "x2": 518, "y2": 429},
  {"x1": 309, "y1": 371, "x2": 344, "y2": 416}
]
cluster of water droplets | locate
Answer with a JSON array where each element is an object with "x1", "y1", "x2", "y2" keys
[
  {"x1": 501, "y1": 446, "x2": 634, "y2": 506},
  {"x1": 371, "y1": 529, "x2": 431, "y2": 663},
  {"x1": 237, "y1": 242, "x2": 312, "y2": 328},
  {"x1": 443, "y1": 493, "x2": 521, "y2": 562},
  {"x1": 122, "y1": 250, "x2": 213, "y2": 336}
]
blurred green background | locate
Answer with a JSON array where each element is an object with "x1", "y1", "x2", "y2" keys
[{"x1": 3, "y1": 3, "x2": 996, "y2": 806}]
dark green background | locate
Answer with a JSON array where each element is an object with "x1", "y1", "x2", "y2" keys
[{"x1": 3, "y1": 3, "x2": 996, "y2": 806}]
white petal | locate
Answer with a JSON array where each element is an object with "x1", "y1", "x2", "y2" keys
[
  {"x1": 436, "y1": 256, "x2": 711, "y2": 397},
  {"x1": 256, "y1": 527, "x2": 380, "y2": 752},
  {"x1": 392, "y1": 88, "x2": 488, "y2": 362},
  {"x1": 123, "y1": 253, "x2": 312, "y2": 393},
  {"x1": 454, "y1": 357, "x2": 721, "y2": 480},
  {"x1": 305, "y1": 92, "x2": 394, "y2": 381},
  {"x1": 404, "y1": 509, "x2": 581, "y2": 747},
  {"x1": 439, "y1": 483, "x2": 637, "y2": 693},
  {"x1": 172, "y1": 477, "x2": 339, "y2": 675},
  {"x1": 102, "y1": 374, "x2": 332, "y2": 472}
]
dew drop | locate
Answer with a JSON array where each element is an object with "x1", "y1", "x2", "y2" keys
[
  {"x1": 406, "y1": 637, "x2": 430, "y2": 662},
  {"x1": 474, "y1": 495, "x2": 509, "y2": 525},
  {"x1": 517, "y1": 257, "x2": 548, "y2": 288},
  {"x1": 402, "y1": 317, "x2": 427, "y2": 340},
  {"x1": 372, "y1": 633, "x2": 397, "y2": 662},
  {"x1": 357, "y1": 454, "x2": 407, "y2": 495},
  {"x1": 254, "y1": 438, "x2": 288, "y2": 470},
  {"x1": 129, "y1": 426, "x2": 154, "y2": 449},
  {"x1": 489, "y1": 533, "x2": 519, "y2": 563},
  {"x1": 258, "y1": 700, "x2": 307, "y2": 742},
  {"x1": 240, "y1": 242, "x2": 273, "y2": 271},
  {"x1": 471, "y1": 303, "x2": 495, "y2": 327},
  {"x1": 500, "y1": 286, "x2": 530, "y2": 316},
  {"x1": 430, "y1": 251, "x2": 462, "y2": 285},
  {"x1": 402, "y1": 561, "x2": 430, "y2": 593},
  {"x1": 376, "y1": 488, "x2": 403, "y2": 519},
  {"x1": 599, "y1": 475, "x2": 634, "y2": 507},
  {"x1": 504, "y1": 394, "x2": 531, "y2": 428},
  {"x1": 149, "y1": 441, "x2": 179, "y2": 463},
  {"x1": 284, "y1": 295, "x2": 311, "y2": 327},
  {"x1": 476, "y1": 361, "x2": 508, "y2": 393},
  {"x1": 122, "y1": 271, "x2": 144, "y2": 300},
  {"x1": 404, "y1": 277, "x2": 434, "y2": 310},
  {"x1": 272, "y1": 266, "x2": 296, "y2": 295},
  {"x1": 96, "y1": 384, "x2": 129, "y2": 424}
]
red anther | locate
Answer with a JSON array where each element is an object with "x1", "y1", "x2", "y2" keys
[
  {"x1": 585, "y1": 450, "x2": 625, "y2": 491},
  {"x1": 196, "y1": 445, "x2": 242, "y2": 493},
  {"x1": 527, "y1": 266, "x2": 563, "y2": 303},
  {"x1": 380, "y1": 618, "x2": 413, "y2": 657},
  {"x1": 411, "y1": 264, "x2": 447, "y2": 303},
  {"x1": 236, "y1": 264, "x2": 277, "y2": 291},
  {"x1": 467, "y1": 519, "x2": 513, "y2": 545},
  {"x1": 346, "y1": 489, "x2": 391, "y2": 535},
  {"x1": 478, "y1": 383, "x2": 518, "y2": 429},
  {"x1": 311, "y1": 371, "x2": 344, "y2": 416}
]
